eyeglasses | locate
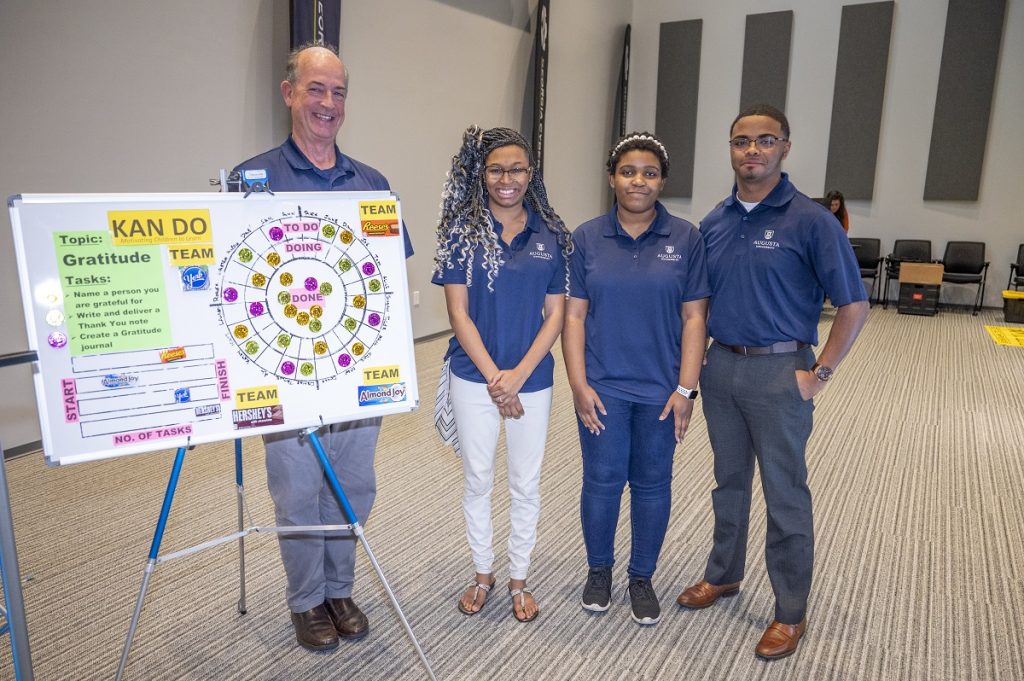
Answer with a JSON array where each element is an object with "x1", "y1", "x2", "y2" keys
[
  {"x1": 485, "y1": 166, "x2": 531, "y2": 180},
  {"x1": 729, "y1": 135, "x2": 788, "y2": 151}
]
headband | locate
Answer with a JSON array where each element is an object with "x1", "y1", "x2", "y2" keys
[{"x1": 612, "y1": 133, "x2": 669, "y2": 162}]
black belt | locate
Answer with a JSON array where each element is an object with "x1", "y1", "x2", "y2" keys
[{"x1": 714, "y1": 340, "x2": 809, "y2": 355}]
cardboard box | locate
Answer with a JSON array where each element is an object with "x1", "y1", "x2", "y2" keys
[{"x1": 900, "y1": 262, "x2": 944, "y2": 285}]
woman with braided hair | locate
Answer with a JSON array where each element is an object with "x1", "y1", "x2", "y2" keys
[
  {"x1": 563, "y1": 131, "x2": 709, "y2": 626},
  {"x1": 432, "y1": 126, "x2": 571, "y2": 623}
]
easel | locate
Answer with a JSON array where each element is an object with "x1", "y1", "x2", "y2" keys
[
  {"x1": 8, "y1": 186, "x2": 426, "y2": 678},
  {"x1": 115, "y1": 426, "x2": 436, "y2": 680},
  {"x1": 0, "y1": 350, "x2": 38, "y2": 681}
]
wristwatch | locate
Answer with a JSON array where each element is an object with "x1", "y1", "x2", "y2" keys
[
  {"x1": 811, "y1": 363, "x2": 834, "y2": 382},
  {"x1": 676, "y1": 385, "x2": 699, "y2": 400}
]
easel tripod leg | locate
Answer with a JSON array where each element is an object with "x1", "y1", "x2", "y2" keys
[
  {"x1": 234, "y1": 438, "x2": 247, "y2": 615},
  {"x1": 114, "y1": 446, "x2": 188, "y2": 681},
  {"x1": 304, "y1": 431, "x2": 436, "y2": 681},
  {"x1": 352, "y1": 525, "x2": 436, "y2": 681},
  {"x1": 0, "y1": 449, "x2": 34, "y2": 680}
]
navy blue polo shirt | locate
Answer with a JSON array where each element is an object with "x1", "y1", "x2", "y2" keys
[
  {"x1": 234, "y1": 136, "x2": 413, "y2": 257},
  {"x1": 569, "y1": 202, "x2": 710, "y2": 405},
  {"x1": 432, "y1": 204, "x2": 566, "y2": 392},
  {"x1": 700, "y1": 173, "x2": 865, "y2": 347}
]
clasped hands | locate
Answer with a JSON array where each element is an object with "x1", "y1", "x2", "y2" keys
[{"x1": 488, "y1": 369, "x2": 525, "y2": 419}]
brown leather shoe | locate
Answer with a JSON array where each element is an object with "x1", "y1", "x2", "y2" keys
[
  {"x1": 675, "y1": 579, "x2": 741, "y2": 609},
  {"x1": 325, "y1": 597, "x2": 370, "y2": 639},
  {"x1": 290, "y1": 604, "x2": 339, "y2": 651},
  {"x1": 755, "y1": 618, "x2": 807, "y2": 660}
]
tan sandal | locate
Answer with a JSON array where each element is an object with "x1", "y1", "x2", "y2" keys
[
  {"x1": 509, "y1": 587, "x2": 539, "y2": 623},
  {"x1": 457, "y1": 577, "x2": 495, "y2": 615}
]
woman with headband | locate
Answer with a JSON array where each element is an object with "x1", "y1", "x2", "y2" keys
[
  {"x1": 432, "y1": 126, "x2": 571, "y2": 623},
  {"x1": 563, "y1": 131, "x2": 709, "y2": 626}
]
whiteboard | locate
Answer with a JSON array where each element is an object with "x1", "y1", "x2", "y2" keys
[{"x1": 8, "y1": 192, "x2": 418, "y2": 465}]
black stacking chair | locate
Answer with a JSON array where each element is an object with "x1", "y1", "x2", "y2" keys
[
  {"x1": 882, "y1": 239, "x2": 932, "y2": 309},
  {"x1": 940, "y1": 241, "x2": 989, "y2": 315},
  {"x1": 849, "y1": 238, "x2": 882, "y2": 305},
  {"x1": 1008, "y1": 244, "x2": 1024, "y2": 291}
]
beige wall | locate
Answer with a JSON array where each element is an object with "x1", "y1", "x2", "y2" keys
[
  {"x1": 629, "y1": 0, "x2": 1024, "y2": 309},
  {"x1": 0, "y1": 0, "x2": 630, "y2": 449},
  {"x1": 2, "y1": 0, "x2": 1019, "y2": 449},
  {"x1": 339, "y1": 0, "x2": 631, "y2": 339},
  {"x1": 0, "y1": 0, "x2": 289, "y2": 450}
]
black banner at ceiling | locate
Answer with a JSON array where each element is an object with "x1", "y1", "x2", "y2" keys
[
  {"x1": 531, "y1": 0, "x2": 551, "y2": 174},
  {"x1": 615, "y1": 25, "x2": 631, "y2": 142},
  {"x1": 607, "y1": 24, "x2": 630, "y2": 211},
  {"x1": 290, "y1": 0, "x2": 341, "y2": 50}
]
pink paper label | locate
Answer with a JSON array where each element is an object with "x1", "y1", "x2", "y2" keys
[
  {"x1": 289, "y1": 288, "x2": 326, "y2": 310},
  {"x1": 61, "y1": 378, "x2": 79, "y2": 423},
  {"x1": 113, "y1": 424, "x2": 193, "y2": 446},
  {"x1": 215, "y1": 358, "x2": 231, "y2": 400}
]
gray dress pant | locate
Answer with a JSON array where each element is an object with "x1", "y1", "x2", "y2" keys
[
  {"x1": 263, "y1": 417, "x2": 381, "y2": 613},
  {"x1": 700, "y1": 343, "x2": 815, "y2": 624}
]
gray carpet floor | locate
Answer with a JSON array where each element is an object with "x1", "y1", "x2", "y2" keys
[{"x1": 1, "y1": 306, "x2": 1023, "y2": 680}]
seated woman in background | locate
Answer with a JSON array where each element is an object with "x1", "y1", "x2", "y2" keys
[
  {"x1": 432, "y1": 126, "x2": 572, "y2": 623},
  {"x1": 827, "y1": 189, "x2": 849, "y2": 233},
  {"x1": 563, "y1": 132, "x2": 709, "y2": 626}
]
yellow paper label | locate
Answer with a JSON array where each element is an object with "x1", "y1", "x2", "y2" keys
[
  {"x1": 361, "y1": 365, "x2": 401, "y2": 385},
  {"x1": 108, "y1": 209, "x2": 213, "y2": 246},
  {"x1": 359, "y1": 200, "x2": 399, "y2": 236},
  {"x1": 167, "y1": 245, "x2": 215, "y2": 266},
  {"x1": 234, "y1": 385, "x2": 280, "y2": 409}
]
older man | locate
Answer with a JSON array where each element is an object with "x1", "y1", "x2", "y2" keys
[
  {"x1": 676, "y1": 104, "x2": 868, "y2": 659},
  {"x1": 233, "y1": 44, "x2": 412, "y2": 652}
]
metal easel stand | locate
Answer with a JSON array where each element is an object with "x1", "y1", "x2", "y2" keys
[
  {"x1": 114, "y1": 430, "x2": 436, "y2": 681},
  {"x1": 0, "y1": 350, "x2": 39, "y2": 681},
  {"x1": 233, "y1": 438, "x2": 247, "y2": 615},
  {"x1": 303, "y1": 428, "x2": 436, "y2": 681},
  {"x1": 1, "y1": 441, "x2": 34, "y2": 681}
]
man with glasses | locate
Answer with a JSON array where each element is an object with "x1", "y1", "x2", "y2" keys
[
  {"x1": 233, "y1": 44, "x2": 413, "y2": 652},
  {"x1": 676, "y1": 104, "x2": 868, "y2": 659}
]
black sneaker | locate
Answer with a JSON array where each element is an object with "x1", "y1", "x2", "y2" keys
[
  {"x1": 628, "y1": 578, "x2": 661, "y2": 625},
  {"x1": 581, "y1": 567, "x2": 612, "y2": 612}
]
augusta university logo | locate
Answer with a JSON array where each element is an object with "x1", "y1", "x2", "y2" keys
[
  {"x1": 658, "y1": 244, "x2": 681, "y2": 262},
  {"x1": 754, "y1": 227, "x2": 780, "y2": 250},
  {"x1": 530, "y1": 242, "x2": 553, "y2": 261}
]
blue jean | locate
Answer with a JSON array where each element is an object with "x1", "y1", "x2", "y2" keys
[{"x1": 578, "y1": 392, "x2": 677, "y2": 579}]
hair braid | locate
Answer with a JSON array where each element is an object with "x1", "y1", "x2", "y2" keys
[
  {"x1": 523, "y1": 166, "x2": 573, "y2": 293},
  {"x1": 433, "y1": 126, "x2": 572, "y2": 293}
]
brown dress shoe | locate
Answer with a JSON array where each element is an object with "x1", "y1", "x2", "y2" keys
[
  {"x1": 325, "y1": 597, "x2": 370, "y2": 639},
  {"x1": 675, "y1": 579, "x2": 741, "y2": 609},
  {"x1": 291, "y1": 604, "x2": 339, "y2": 651},
  {"x1": 755, "y1": 618, "x2": 807, "y2": 660}
]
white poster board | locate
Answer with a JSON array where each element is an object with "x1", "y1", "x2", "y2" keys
[{"x1": 9, "y1": 191, "x2": 418, "y2": 465}]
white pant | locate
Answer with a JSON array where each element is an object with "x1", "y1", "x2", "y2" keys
[{"x1": 450, "y1": 374, "x2": 552, "y2": 580}]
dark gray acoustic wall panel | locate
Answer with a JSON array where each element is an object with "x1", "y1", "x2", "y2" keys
[
  {"x1": 823, "y1": 2, "x2": 894, "y2": 200},
  {"x1": 739, "y1": 11, "x2": 792, "y2": 112},
  {"x1": 655, "y1": 19, "x2": 702, "y2": 198},
  {"x1": 923, "y1": 0, "x2": 1007, "y2": 201}
]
